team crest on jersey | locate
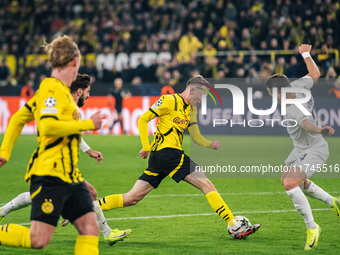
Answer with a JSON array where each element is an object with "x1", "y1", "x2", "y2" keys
[
  {"x1": 45, "y1": 97, "x2": 57, "y2": 107},
  {"x1": 73, "y1": 110, "x2": 80, "y2": 121},
  {"x1": 41, "y1": 199, "x2": 54, "y2": 214},
  {"x1": 155, "y1": 99, "x2": 163, "y2": 106}
]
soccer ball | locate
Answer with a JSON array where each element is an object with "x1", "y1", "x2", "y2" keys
[{"x1": 227, "y1": 215, "x2": 252, "y2": 239}]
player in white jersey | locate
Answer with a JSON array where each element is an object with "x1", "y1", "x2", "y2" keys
[{"x1": 265, "y1": 44, "x2": 340, "y2": 251}]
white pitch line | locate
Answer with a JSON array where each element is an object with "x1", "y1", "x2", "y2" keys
[
  {"x1": 147, "y1": 190, "x2": 340, "y2": 198},
  {"x1": 105, "y1": 208, "x2": 331, "y2": 221},
  {"x1": 15, "y1": 208, "x2": 331, "y2": 226}
]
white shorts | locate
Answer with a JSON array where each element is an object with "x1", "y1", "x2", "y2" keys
[{"x1": 285, "y1": 142, "x2": 329, "y2": 178}]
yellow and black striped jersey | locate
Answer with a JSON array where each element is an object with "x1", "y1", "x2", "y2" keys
[
  {"x1": 138, "y1": 94, "x2": 211, "y2": 152},
  {"x1": 25, "y1": 77, "x2": 94, "y2": 183}
]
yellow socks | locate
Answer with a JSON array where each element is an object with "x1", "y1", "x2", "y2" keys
[
  {"x1": 206, "y1": 191, "x2": 236, "y2": 226},
  {"x1": 98, "y1": 194, "x2": 123, "y2": 211},
  {"x1": 75, "y1": 235, "x2": 99, "y2": 255},
  {"x1": 0, "y1": 224, "x2": 31, "y2": 248}
]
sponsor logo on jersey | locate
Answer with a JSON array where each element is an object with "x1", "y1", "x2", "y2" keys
[{"x1": 173, "y1": 117, "x2": 189, "y2": 125}]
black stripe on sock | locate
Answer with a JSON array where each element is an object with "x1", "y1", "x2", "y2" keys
[
  {"x1": 223, "y1": 215, "x2": 230, "y2": 221},
  {"x1": 103, "y1": 197, "x2": 106, "y2": 204},
  {"x1": 98, "y1": 200, "x2": 102, "y2": 206},
  {"x1": 216, "y1": 205, "x2": 224, "y2": 214},
  {"x1": 5, "y1": 224, "x2": 9, "y2": 232},
  {"x1": 218, "y1": 208, "x2": 225, "y2": 216}
]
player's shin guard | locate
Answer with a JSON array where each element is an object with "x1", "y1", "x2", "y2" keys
[
  {"x1": 98, "y1": 194, "x2": 123, "y2": 211},
  {"x1": 300, "y1": 181, "x2": 333, "y2": 207},
  {"x1": 1, "y1": 192, "x2": 31, "y2": 217},
  {"x1": 206, "y1": 191, "x2": 236, "y2": 226},
  {"x1": 93, "y1": 201, "x2": 111, "y2": 238},
  {"x1": 286, "y1": 186, "x2": 316, "y2": 229},
  {"x1": 0, "y1": 224, "x2": 31, "y2": 248},
  {"x1": 75, "y1": 235, "x2": 99, "y2": 255}
]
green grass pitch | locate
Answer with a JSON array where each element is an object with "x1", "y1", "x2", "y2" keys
[{"x1": 0, "y1": 134, "x2": 339, "y2": 254}]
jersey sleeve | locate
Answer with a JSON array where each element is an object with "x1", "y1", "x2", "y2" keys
[
  {"x1": 0, "y1": 97, "x2": 35, "y2": 161},
  {"x1": 286, "y1": 104, "x2": 310, "y2": 125},
  {"x1": 148, "y1": 95, "x2": 172, "y2": 117},
  {"x1": 188, "y1": 106, "x2": 211, "y2": 148},
  {"x1": 39, "y1": 83, "x2": 95, "y2": 137},
  {"x1": 138, "y1": 95, "x2": 173, "y2": 151},
  {"x1": 79, "y1": 137, "x2": 91, "y2": 152},
  {"x1": 290, "y1": 76, "x2": 313, "y2": 89}
]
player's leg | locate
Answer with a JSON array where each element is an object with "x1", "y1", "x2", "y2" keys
[
  {"x1": 99, "y1": 152, "x2": 161, "y2": 211},
  {"x1": 73, "y1": 212, "x2": 99, "y2": 255},
  {"x1": 167, "y1": 152, "x2": 260, "y2": 239},
  {"x1": 184, "y1": 172, "x2": 260, "y2": 238},
  {"x1": 300, "y1": 180, "x2": 334, "y2": 207},
  {"x1": 63, "y1": 181, "x2": 99, "y2": 255},
  {"x1": 99, "y1": 179, "x2": 154, "y2": 211},
  {"x1": 282, "y1": 165, "x2": 320, "y2": 250},
  {"x1": 84, "y1": 180, "x2": 132, "y2": 245},
  {"x1": 0, "y1": 220, "x2": 54, "y2": 249},
  {"x1": 0, "y1": 192, "x2": 31, "y2": 221}
]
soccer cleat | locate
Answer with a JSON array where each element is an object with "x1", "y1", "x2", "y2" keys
[
  {"x1": 304, "y1": 224, "x2": 321, "y2": 250},
  {"x1": 231, "y1": 223, "x2": 261, "y2": 239},
  {"x1": 62, "y1": 219, "x2": 70, "y2": 227},
  {"x1": 105, "y1": 228, "x2": 132, "y2": 246},
  {"x1": 332, "y1": 197, "x2": 340, "y2": 217}
]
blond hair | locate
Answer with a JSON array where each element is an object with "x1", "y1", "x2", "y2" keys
[
  {"x1": 43, "y1": 35, "x2": 80, "y2": 68},
  {"x1": 186, "y1": 74, "x2": 210, "y2": 87}
]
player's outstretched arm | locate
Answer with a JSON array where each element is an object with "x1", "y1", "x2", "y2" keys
[
  {"x1": 0, "y1": 101, "x2": 35, "y2": 164},
  {"x1": 298, "y1": 44, "x2": 320, "y2": 82},
  {"x1": 137, "y1": 110, "x2": 157, "y2": 158},
  {"x1": 300, "y1": 119, "x2": 335, "y2": 135},
  {"x1": 40, "y1": 111, "x2": 104, "y2": 137}
]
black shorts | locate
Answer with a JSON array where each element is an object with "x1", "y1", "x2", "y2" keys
[
  {"x1": 138, "y1": 148, "x2": 198, "y2": 188},
  {"x1": 115, "y1": 104, "x2": 122, "y2": 113},
  {"x1": 30, "y1": 175, "x2": 93, "y2": 227}
]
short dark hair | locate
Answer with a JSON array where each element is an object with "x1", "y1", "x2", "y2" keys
[
  {"x1": 70, "y1": 74, "x2": 91, "y2": 93},
  {"x1": 265, "y1": 74, "x2": 290, "y2": 93},
  {"x1": 186, "y1": 75, "x2": 210, "y2": 87}
]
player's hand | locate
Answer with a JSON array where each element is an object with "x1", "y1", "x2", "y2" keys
[
  {"x1": 0, "y1": 156, "x2": 7, "y2": 167},
  {"x1": 90, "y1": 111, "x2": 105, "y2": 130},
  {"x1": 86, "y1": 149, "x2": 103, "y2": 164},
  {"x1": 298, "y1": 44, "x2": 312, "y2": 54},
  {"x1": 139, "y1": 149, "x2": 150, "y2": 159},
  {"x1": 210, "y1": 140, "x2": 220, "y2": 150},
  {"x1": 320, "y1": 126, "x2": 335, "y2": 136}
]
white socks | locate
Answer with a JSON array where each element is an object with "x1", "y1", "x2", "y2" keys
[
  {"x1": 1, "y1": 192, "x2": 31, "y2": 217},
  {"x1": 93, "y1": 201, "x2": 112, "y2": 238},
  {"x1": 286, "y1": 186, "x2": 316, "y2": 229},
  {"x1": 300, "y1": 181, "x2": 333, "y2": 207}
]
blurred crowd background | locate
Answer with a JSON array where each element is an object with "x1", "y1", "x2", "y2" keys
[{"x1": 0, "y1": 0, "x2": 339, "y2": 97}]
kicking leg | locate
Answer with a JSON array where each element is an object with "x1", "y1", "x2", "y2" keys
[{"x1": 184, "y1": 172, "x2": 260, "y2": 238}]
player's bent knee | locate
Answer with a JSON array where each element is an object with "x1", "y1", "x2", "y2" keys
[
  {"x1": 30, "y1": 236, "x2": 51, "y2": 249},
  {"x1": 282, "y1": 178, "x2": 300, "y2": 191}
]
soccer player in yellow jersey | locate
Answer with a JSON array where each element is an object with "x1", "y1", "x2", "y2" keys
[
  {"x1": 0, "y1": 36, "x2": 103, "y2": 254},
  {"x1": 0, "y1": 74, "x2": 131, "y2": 245},
  {"x1": 99, "y1": 75, "x2": 260, "y2": 238}
]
